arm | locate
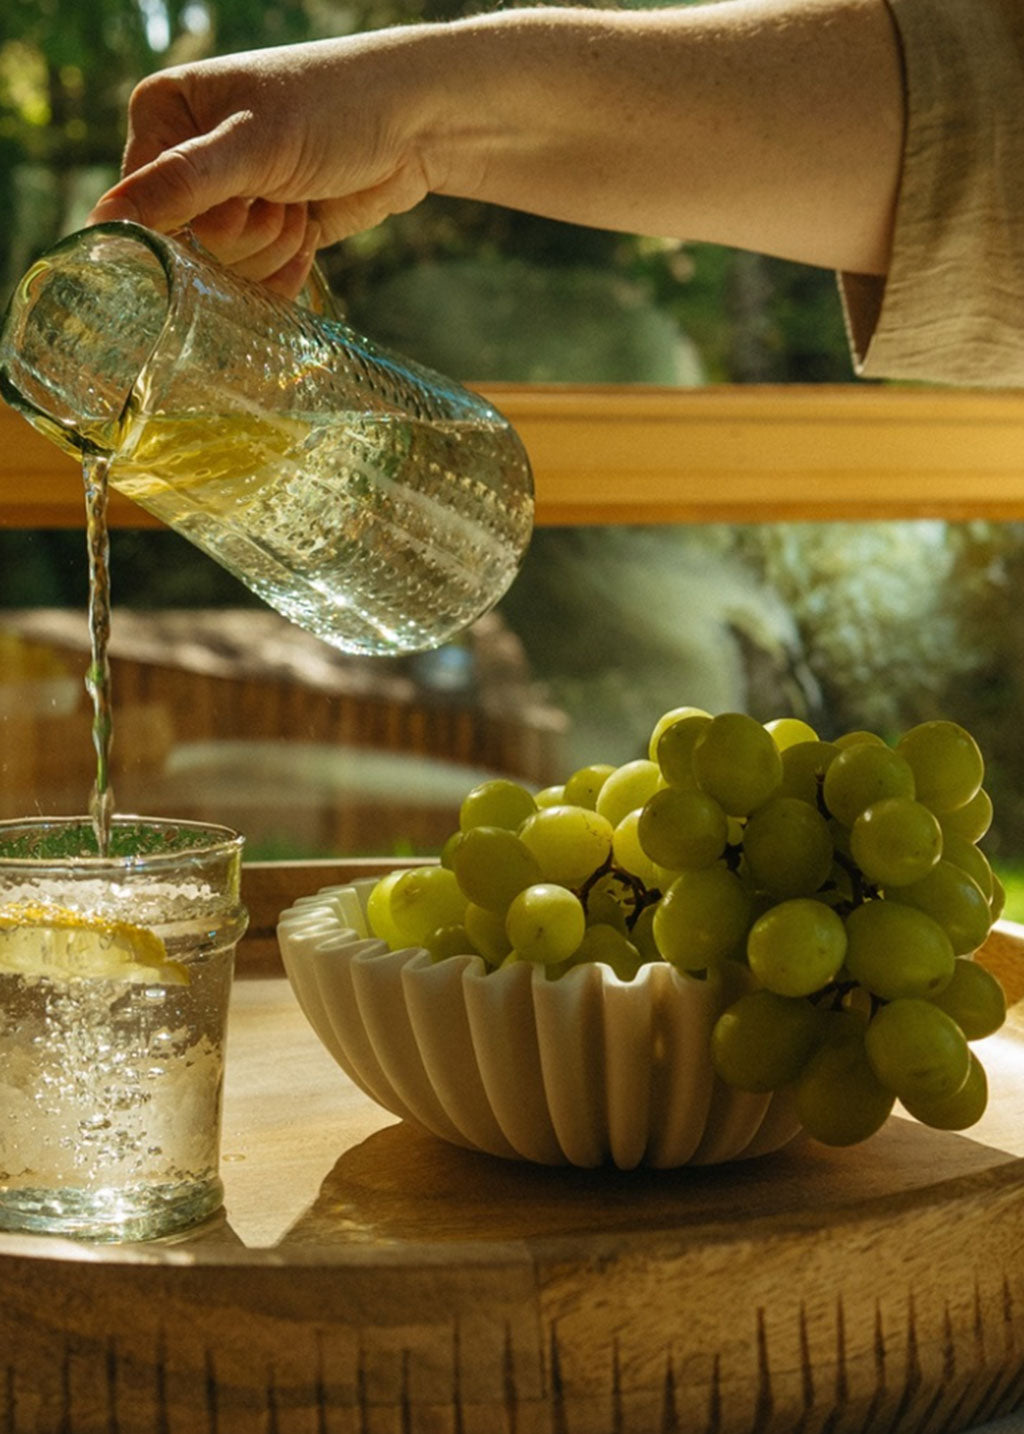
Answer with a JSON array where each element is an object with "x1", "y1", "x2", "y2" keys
[{"x1": 88, "y1": 0, "x2": 905, "y2": 295}]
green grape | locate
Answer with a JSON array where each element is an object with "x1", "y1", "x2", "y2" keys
[
  {"x1": 563, "y1": 763, "x2": 617, "y2": 810},
  {"x1": 990, "y1": 873, "x2": 1007, "y2": 924},
  {"x1": 451, "y1": 826, "x2": 543, "y2": 912},
  {"x1": 691, "y1": 712, "x2": 784, "y2": 817},
  {"x1": 535, "y1": 785, "x2": 566, "y2": 809},
  {"x1": 711, "y1": 988, "x2": 824, "y2": 1091},
  {"x1": 595, "y1": 760, "x2": 664, "y2": 827},
  {"x1": 570, "y1": 923, "x2": 646, "y2": 980},
  {"x1": 794, "y1": 1022, "x2": 895, "y2": 1146},
  {"x1": 895, "y1": 719, "x2": 985, "y2": 814},
  {"x1": 893, "y1": 860, "x2": 993, "y2": 955},
  {"x1": 611, "y1": 810, "x2": 665, "y2": 888},
  {"x1": 833, "y1": 730, "x2": 888, "y2": 750},
  {"x1": 424, "y1": 923, "x2": 473, "y2": 963},
  {"x1": 764, "y1": 716, "x2": 819, "y2": 751},
  {"x1": 464, "y1": 902, "x2": 513, "y2": 964},
  {"x1": 864, "y1": 997, "x2": 971, "y2": 1103},
  {"x1": 655, "y1": 713, "x2": 713, "y2": 787},
  {"x1": 518, "y1": 804, "x2": 615, "y2": 886},
  {"x1": 777, "y1": 740, "x2": 839, "y2": 805},
  {"x1": 746, "y1": 898, "x2": 847, "y2": 997},
  {"x1": 637, "y1": 785, "x2": 728, "y2": 871},
  {"x1": 366, "y1": 869, "x2": 405, "y2": 947},
  {"x1": 652, "y1": 865, "x2": 752, "y2": 971},
  {"x1": 844, "y1": 899, "x2": 954, "y2": 1000},
  {"x1": 899, "y1": 1051, "x2": 988, "y2": 1131},
  {"x1": 742, "y1": 796, "x2": 833, "y2": 897},
  {"x1": 505, "y1": 883, "x2": 586, "y2": 965},
  {"x1": 439, "y1": 830, "x2": 464, "y2": 870},
  {"x1": 583, "y1": 872, "x2": 633, "y2": 932},
  {"x1": 940, "y1": 831, "x2": 994, "y2": 901},
  {"x1": 648, "y1": 705, "x2": 710, "y2": 761},
  {"x1": 389, "y1": 866, "x2": 468, "y2": 948},
  {"x1": 928, "y1": 956, "x2": 1007, "y2": 1040},
  {"x1": 459, "y1": 778, "x2": 537, "y2": 832},
  {"x1": 848, "y1": 797, "x2": 943, "y2": 888},
  {"x1": 821, "y1": 742, "x2": 915, "y2": 828},
  {"x1": 630, "y1": 903, "x2": 660, "y2": 962},
  {"x1": 940, "y1": 788, "x2": 994, "y2": 845}
]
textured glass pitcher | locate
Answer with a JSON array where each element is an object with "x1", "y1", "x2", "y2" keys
[{"x1": 0, "y1": 222, "x2": 534, "y2": 656}]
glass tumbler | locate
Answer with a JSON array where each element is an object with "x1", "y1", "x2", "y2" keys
[
  {"x1": 0, "y1": 221, "x2": 534, "y2": 656},
  {"x1": 0, "y1": 816, "x2": 247, "y2": 1242}
]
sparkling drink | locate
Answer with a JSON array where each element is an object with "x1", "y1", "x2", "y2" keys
[
  {"x1": 108, "y1": 408, "x2": 533, "y2": 656},
  {"x1": 0, "y1": 817, "x2": 246, "y2": 1241}
]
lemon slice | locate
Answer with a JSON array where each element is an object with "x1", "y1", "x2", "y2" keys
[{"x1": 0, "y1": 903, "x2": 189, "y2": 985}]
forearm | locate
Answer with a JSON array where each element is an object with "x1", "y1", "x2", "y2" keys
[
  {"x1": 422, "y1": 0, "x2": 905, "y2": 275},
  {"x1": 89, "y1": 0, "x2": 905, "y2": 289}
]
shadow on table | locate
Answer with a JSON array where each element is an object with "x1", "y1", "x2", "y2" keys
[{"x1": 274, "y1": 1109, "x2": 1021, "y2": 1250}]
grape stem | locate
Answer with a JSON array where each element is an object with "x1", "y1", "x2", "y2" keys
[
  {"x1": 831, "y1": 847, "x2": 879, "y2": 907},
  {"x1": 577, "y1": 858, "x2": 661, "y2": 930}
]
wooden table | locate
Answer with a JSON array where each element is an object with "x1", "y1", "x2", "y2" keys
[{"x1": 2, "y1": 862, "x2": 1024, "y2": 1434}]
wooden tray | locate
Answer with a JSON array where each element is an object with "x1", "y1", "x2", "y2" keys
[{"x1": 3, "y1": 859, "x2": 1024, "y2": 1434}]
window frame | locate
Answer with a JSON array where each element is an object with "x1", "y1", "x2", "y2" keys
[{"x1": 4, "y1": 384, "x2": 1024, "y2": 528}]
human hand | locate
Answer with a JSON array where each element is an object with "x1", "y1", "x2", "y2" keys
[{"x1": 87, "y1": 34, "x2": 446, "y2": 296}]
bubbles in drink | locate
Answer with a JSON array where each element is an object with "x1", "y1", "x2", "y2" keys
[
  {"x1": 110, "y1": 410, "x2": 534, "y2": 655},
  {"x1": 0, "y1": 892, "x2": 236, "y2": 1241}
]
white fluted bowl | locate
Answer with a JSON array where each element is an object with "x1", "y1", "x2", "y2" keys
[{"x1": 277, "y1": 878, "x2": 804, "y2": 1169}]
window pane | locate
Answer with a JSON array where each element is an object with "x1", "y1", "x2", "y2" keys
[{"x1": 2, "y1": 520, "x2": 1020, "y2": 927}]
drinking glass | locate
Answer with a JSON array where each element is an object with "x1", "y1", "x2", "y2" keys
[{"x1": 0, "y1": 815, "x2": 246, "y2": 1241}]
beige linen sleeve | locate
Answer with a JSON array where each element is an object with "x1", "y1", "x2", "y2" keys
[{"x1": 840, "y1": 0, "x2": 1024, "y2": 386}]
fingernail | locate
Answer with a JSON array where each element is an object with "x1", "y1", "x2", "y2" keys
[{"x1": 87, "y1": 191, "x2": 142, "y2": 226}]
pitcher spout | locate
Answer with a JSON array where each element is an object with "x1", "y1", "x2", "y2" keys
[{"x1": 0, "y1": 221, "x2": 174, "y2": 460}]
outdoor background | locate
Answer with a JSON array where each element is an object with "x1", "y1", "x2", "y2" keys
[{"x1": 2, "y1": 0, "x2": 1023, "y2": 915}]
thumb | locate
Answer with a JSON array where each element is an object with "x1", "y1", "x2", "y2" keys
[{"x1": 88, "y1": 112, "x2": 264, "y2": 233}]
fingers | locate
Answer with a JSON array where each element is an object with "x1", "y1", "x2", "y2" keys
[
  {"x1": 190, "y1": 198, "x2": 312, "y2": 282},
  {"x1": 263, "y1": 222, "x2": 323, "y2": 301}
]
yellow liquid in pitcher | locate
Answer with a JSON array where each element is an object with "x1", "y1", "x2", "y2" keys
[{"x1": 108, "y1": 409, "x2": 534, "y2": 656}]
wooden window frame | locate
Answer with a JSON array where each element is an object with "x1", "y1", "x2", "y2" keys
[{"x1": 3, "y1": 383, "x2": 1024, "y2": 527}]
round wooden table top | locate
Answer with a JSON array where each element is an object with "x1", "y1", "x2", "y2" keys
[{"x1": 2, "y1": 864, "x2": 1024, "y2": 1434}]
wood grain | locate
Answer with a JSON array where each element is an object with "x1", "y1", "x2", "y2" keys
[{"x1": 2, "y1": 866, "x2": 1024, "y2": 1434}]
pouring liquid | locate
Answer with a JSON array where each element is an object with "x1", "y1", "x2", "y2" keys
[{"x1": 82, "y1": 454, "x2": 114, "y2": 855}]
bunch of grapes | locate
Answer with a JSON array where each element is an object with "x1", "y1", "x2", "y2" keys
[{"x1": 366, "y1": 707, "x2": 1008, "y2": 1147}]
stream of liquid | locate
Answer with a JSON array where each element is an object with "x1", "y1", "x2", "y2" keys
[{"x1": 82, "y1": 454, "x2": 114, "y2": 856}]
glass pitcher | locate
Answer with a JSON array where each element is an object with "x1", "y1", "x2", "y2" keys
[{"x1": 0, "y1": 222, "x2": 534, "y2": 657}]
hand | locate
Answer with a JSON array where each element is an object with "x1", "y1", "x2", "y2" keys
[{"x1": 87, "y1": 34, "x2": 445, "y2": 296}]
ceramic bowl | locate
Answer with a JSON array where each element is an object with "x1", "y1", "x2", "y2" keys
[{"x1": 276, "y1": 878, "x2": 804, "y2": 1169}]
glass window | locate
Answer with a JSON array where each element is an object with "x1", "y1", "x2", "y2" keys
[{"x1": 1, "y1": 0, "x2": 1020, "y2": 925}]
